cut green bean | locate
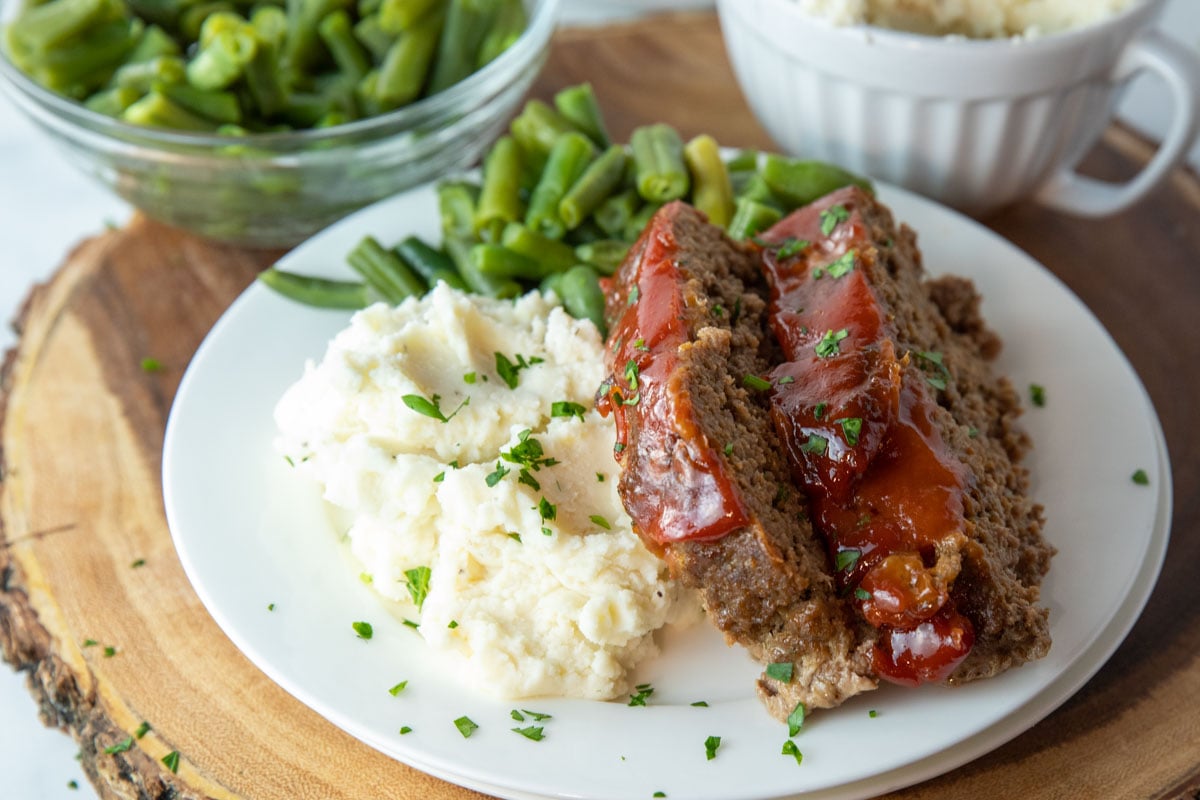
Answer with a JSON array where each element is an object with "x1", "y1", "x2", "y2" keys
[
  {"x1": 84, "y1": 85, "x2": 141, "y2": 115},
  {"x1": 630, "y1": 123, "x2": 690, "y2": 203},
  {"x1": 281, "y1": 0, "x2": 350, "y2": 80},
  {"x1": 445, "y1": 236, "x2": 521, "y2": 298},
  {"x1": 727, "y1": 197, "x2": 783, "y2": 240},
  {"x1": 735, "y1": 171, "x2": 779, "y2": 206},
  {"x1": 559, "y1": 144, "x2": 627, "y2": 230},
  {"x1": 8, "y1": 0, "x2": 112, "y2": 52},
  {"x1": 187, "y1": 20, "x2": 258, "y2": 90},
  {"x1": 393, "y1": 236, "x2": 468, "y2": 290},
  {"x1": 121, "y1": 89, "x2": 220, "y2": 129},
  {"x1": 622, "y1": 201, "x2": 663, "y2": 242},
  {"x1": 470, "y1": 243, "x2": 545, "y2": 280},
  {"x1": 509, "y1": 99, "x2": 578, "y2": 174},
  {"x1": 683, "y1": 134, "x2": 734, "y2": 228},
  {"x1": 427, "y1": 0, "x2": 496, "y2": 94},
  {"x1": 475, "y1": 0, "x2": 523, "y2": 67},
  {"x1": 438, "y1": 181, "x2": 480, "y2": 240},
  {"x1": 559, "y1": 264, "x2": 606, "y2": 335},
  {"x1": 125, "y1": 23, "x2": 181, "y2": 62},
  {"x1": 110, "y1": 54, "x2": 185, "y2": 91},
  {"x1": 539, "y1": 271, "x2": 565, "y2": 300},
  {"x1": 352, "y1": 12, "x2": 396, "y2": 61},
  {"x1": 244, "y1": 7, "x2": 288, "y2": 116},
  {"x1": 319, "y1": 9, "x2": 371, "y2": 80},
  {"x1": 474, "y1": 134, "x2": 524, "y2": 241},
  {"x1": 158, "y1": 80, "x2": 242, "y2": 123},
  {"x1": 574, "y1": 239, "x2": 628, "y2": 276},
  {"x1": 594, "y1": 188, "x2": 640, "y2": 238},
  {"x1": 377, "y1": 0, "x2": 438, "y2": 33},
  {"x1": 258, "y1": 267, "x2": 371, "y2": 309},
  {"x1": 724, "y1": 148, "x2": 759, "y2": 173},
  {"x1": 34, "y1": 18, "x2": 142, "y2": 92},
  {"x1": 760, "y1": 154, "x2": 873, "y2": 209},
  {"x1": 178, "y1": 3, "x2": 235, "y2": 46},
  {"x1": 374, "y1": 1, "x2": 443, "y2": 108},
  {"x1": 553, "y1": 83, "x2": 610, "y2": 149},
  {"x1": 501, "y1": 222, "x2": 577, "y2": 274},
  {"x1": 525, "y1": 131, "x2": 594, "y2": 240},
  {"x1": 347, "y1": 235, "x2": 427, "y2": 303}
]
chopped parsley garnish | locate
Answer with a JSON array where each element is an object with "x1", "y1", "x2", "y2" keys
[
  {"x1": 453, "y1": 716, "x2": 478, "y2": 738},
  {"x1": 653, "y1": 793, "x2": 667, "y2": 798},
  {"x1": 723, "y1": 442, "x2": 734, "y2": 456},
  {"x1": 776, "y1": 237, "x2": 810, "y2": 259},
  {"x1": 854, "y1": 587, "x2": 871, "y2": 600},
  {"x1": 835, "y1": 549, "x2": 862, "y2": 572},
  {"x1": 776, "y1": 375, "x2": 795, "y2": 386},
  {"x1": 502, "y1": 430, "x2": 560, "y2": 472},
  {"x1": 495, "y1": 352, "x2": 543, "y2": 389},
  {"x1": 512, "y1": 725, "x2": 546, "y2": 741},
  {"x1": 801, "y1": 434, "x2": 828, "y2": 455},
  {"x1": 765, "y1": 662, "x2": 793, "y2": 682},
  {"x1": 704, "y1": 735, "x2": 722, "y2": 761},
  {"x1": 103, "y1": 646, "x2": 118, "y2": 658},
  {"x1": 352, "y1": 621, "x2": 374, "y2": 640},
  {"x1": 596, "y1": 472, "x2": 606, "y2": 483},
  {"x1": 912, "y1": 350, "x2": 950, "y2": 391},
  {"x1": 463, "y1": 371, "x2": 477, "y2": 384},
  {"x1": 825, "y1": 250, "x2": 856, "y2": 279},
  {"x1": 813, "y1": 402, "x2": 827, "y2": 420},
  {"x1": 485, "y1": 462, "x2": 510, "y2": 487},
  {"x1": 1132, "y1": 469, "x2": 1150, "y2": 485},
  {"x1": 590, "y1": 514, "x2": 612, "y2": 530},
  {"x1": 68, "y1": 780, "x2": 78, "y2": 790},
  {"x1": 628, "y1": 683, "x2": 654, "y2": 706},
  {"x1": 161, "y1": 751, "x2": 180, "y2": 773},
  {"x1": 267, "y1": 603, "x2": 275, "y2": 611},
  {"x1": 542, "y1": 526, "x2": 553, "y2": 537},
  {"x1": 838, "y1": 417, "x2": 863, "y2": 446},
  {"x1": 134, "y1": 721, "x2": 151, "y2": 739},
  {"x1": 625, "y1": 360, "x2": 640, "y2": 391},
  {"x1": 538, "y1": 497, "x2": 557, "y2": 522},
  {"x1": 402, "y1": 619, "x2": 420, "y2": 630},
  {"x1": 448, "y1": 620, "x2": 458, "y2": 629},
  {"x1": 140, "y1": 357, "x2": 164, "y2": 373},
  {"x1": 614, "y1": 442, "x2": 625, "y2": 453},
  {"x1": 130, "y1": 558, "x2": 145, "y2": 568},
  {"x1": 82, "y1": 638, "x2": 97, "y2": 647},
  {"x1": 433, "y1": 471, "x2": 445, "y2": 483},
  {"x1": 523, "y1": 709, "x2": 552, "y2": 721},
  {"x1": 731, "y1": 296, "x2": 742, "y2": 325},
  {"x1": 389, "y1": 681, "x2": 408, "y2": 696},
  {"x1": 510, "y1": 709, "x2": 525, "y2": 721},
  {"x1": 820, "y1": 204, "x2": 850, "y2": 236},
  {"x1": 507, "y1": 532, "x2": 522, "y2": 543},
  {"x1": 815, "y1": 328, "x2": 849, "y2": 358},
  {"x1": 634, "y1": 338, "x2": 650, "y2": 352},
  {"x1": 968, "y1": 426, "x2": 980, "y2": 438},
  {"x1": 781, "y1": 740, "x2": 803, "y2": 766},
  {"x1": 404, "y1": 566, "x2": 432, "y2": 610},
  {"x1": 869, "y1": 709, "x2": 878, "y2": 718},
  {"x1": 1030, "y1": 383, "x2": 1046, "y2": 407},
  {"x1": 691, "y1": 701, "x2": 709, "y2": 707},
  {"x1": 711, "y1": 303, "x2": 725, "y2": 317},
  {"x1": 104, "y1": 737, "x2": 134, "y2": 754},
  {"x1": 399, "y1": 726, "x2": 413, "y2": 734},
  {"x1": 551, "y1": 400, "x2": 587, "y2": 420},
  {"x1": 627, "y1": 286, "x2": 640, "y2": 306},
  {"x1": 402, "y1": 393, "x2": 468, "y2": 423},
  {"x1": 518, "y1": 469, "x2": 541, "y2": 491},
  {"x1": 787, "y1": 701, "x2": 806, "y2": 737},
  {"x1": 742, "y1": 374, "x2": 772, "y2": 392}
]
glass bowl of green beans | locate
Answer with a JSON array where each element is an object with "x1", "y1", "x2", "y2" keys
[{"x1": 0, "y1": 0, "x2": 557, "y2": 247}]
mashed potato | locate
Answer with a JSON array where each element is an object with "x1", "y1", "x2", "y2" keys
[
  {"x1": 793, "y1": 0, "x2": 1137, "y2": 38},
  {"x1": 275, "y1": 284, "x2": 698, "y2": 700}
]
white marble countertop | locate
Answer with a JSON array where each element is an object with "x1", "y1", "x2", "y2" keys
[{"x1": 1, "y1": 1, "x2": 1197, "y2": 797}]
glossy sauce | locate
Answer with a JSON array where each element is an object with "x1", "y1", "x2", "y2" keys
[
  {"x1": 760, "y1": 187, "x2": 974, "y2": 686},
  {"x1": 597, "y1": 203, "x2": 751, "y2": 546}
]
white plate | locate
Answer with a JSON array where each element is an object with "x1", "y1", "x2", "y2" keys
[{"x1": 163, "y1": 181, "x2": 1170, "y2": 800}]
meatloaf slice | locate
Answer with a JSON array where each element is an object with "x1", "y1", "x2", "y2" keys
[
  {"x1": 599, "y1": 202, "x2": 877, "y2": 717},
  {"x1": 757, "y1": 186, "x2": 1053, "y2": 686}
]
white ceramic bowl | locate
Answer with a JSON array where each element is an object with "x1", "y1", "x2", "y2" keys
[{"x1": 717, "y1": 0, "x2": 1200, "y2": 216}]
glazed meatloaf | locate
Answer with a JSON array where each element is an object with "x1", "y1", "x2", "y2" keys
[{"x1": 599, "y1": 192, "x2": 1052, "y2": 721}]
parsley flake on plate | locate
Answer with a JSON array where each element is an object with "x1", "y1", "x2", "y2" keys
[
  {"x1": 704, "y1": 735, "x2": 722, "y2": 761},
  {"x1": 453, "y1": 716, "x2": 479, "y2": 738}
]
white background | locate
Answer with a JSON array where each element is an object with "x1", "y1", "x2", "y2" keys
[{"x1": 0, "y1": 1, "x2": 1197, "y2": 797}]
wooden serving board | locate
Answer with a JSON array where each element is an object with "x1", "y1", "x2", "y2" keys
[{"x1": 3, "y1": 12, "x2": 1199, "y2": 800}]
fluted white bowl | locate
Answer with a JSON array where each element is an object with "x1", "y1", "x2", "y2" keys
[{"x1": 717, "y1": 0, "x2": 1200, "y2": 216}]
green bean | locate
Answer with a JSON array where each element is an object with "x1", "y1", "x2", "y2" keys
[
  {"x1": 110, "y1": 54, "x2": 185, "y2": 91},
  {"x1": 622, "y1": 201, "x2": 663, "y2": 242},
  {"x1": 125, "y1": 23, "x2": 180, "y2": 62},
  {"x1": 122, "y1": 89, "x2": 220, "y2": 129},
  {"x1": 759, "y1": 154, "x2": 873, "y2": 209},
  {"x1": 724, "y1": 148, "x2": 759, "y2": 174},
  {"x1": 84, "y1": 85, "x2": 141, "y2": 115},
  {"x1": 593, "y1": 188, "x2": 640, "y2": 238},
  {"x1": 258, "y1": 267, "x2": 372, "y2": 309},
  {"x1": 374, "y1": 2, "x2": 444, "y2": 109},
  {"x1": 683, "y1": 134, "x2": 734, "y2": 228},
  {"x1": 123, "y1": 0, "x2": 184, "y2": 30},
  {"x1": 393, "y1": 236, "x2": 468, "y2": 290},
  {"x1": 525, "y1": 131, "x2": 594, "y2": 240},
  {"x1": 553, "y1": 83, "x2": 609, "y2": 149},
  {"x1": 509, "y1": 99, "x2": 577, "y2": 174},
  {"x1": 574, "y1": 239, "x2": 628, "y2": 276},
  {"x1": 470, "y1": 243, "x2": 545, "y2": 280},
  {"x1": 727, "y1": 197, "x2": 782, "y2": 240},
  {"x1": 281, "y1": 0, "x2": 350, "y2": 80},
  {"x1": 33, "y1": 18, "x2": 142, "y2": 92},
  {"x1": 630, "y1": 123, "x2": 690, "y2": 203},
  {"x1": 158, "y1": 80, "x2": 242, "y2": 122},
  {"x1": 243, "y1": 6, "x2": 288, "y2": 115},
  {"x1": 501, "y1": 222, "x2": 577, "y2": 274},
  {"x1": 445, "y1": 237, "x2": 521, "y2": 298},
  {"x1": 559, "y1": 144, "x2": 627, "y2": 230},
  {"x1": 475, "y1": 0, "x2": 523, "y2": 67},
  {"x1": 283, "y1": 75, "x2": 356, "y2": 126},
  {"x1": 734, "y1": 171, "x2": 778, "y2": 206},
  {"x1": 8, "y1": 0, "x2": 113, "y2": 52},
  {"x1": 352, "y1": 12, "x2": 395, "y2": 61},
  {"x1": 437, "y1": 180, "x2": 480, "y2": 240},
  {"x1": 427, "y1": 0, "x2": 496, "y2": 94},
  {"x1": 559, "y1": 264, "x2": 606, "y2": 335},
  {"x1": 474, "y1": 135, "x2": 524, "y2": 241},
  {"x1": 319, "y1": 9, "x2": 370, "y2": 80},
  {"x1": 178, "y1": 2, "x2": 235, "y2": 44},
  {"x1": 187, "y1": 20, "x2": 257, "y2": 90},
  {"x1": 346, "y1": 235, "x2": 427, "y2": 303},
  {"x1": 378, "y1": 0, "x2": 438, "y2": 33},
  {"x1": 539, "y1": 271, "x2": 565, "y2": 300}
]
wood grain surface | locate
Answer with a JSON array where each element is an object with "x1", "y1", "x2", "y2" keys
[{"x1": 2, "y1": 12, "x2": 1198, "y2": 800}]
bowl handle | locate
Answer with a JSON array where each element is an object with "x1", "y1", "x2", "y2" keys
[{"x1": 1035, "y1": 30, "x2": 1200, "y2": 217}]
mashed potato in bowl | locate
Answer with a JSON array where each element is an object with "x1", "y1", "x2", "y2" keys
[
  {"x1": 793, "y1": 0, "x2": 1138, "y2": 38},
  {"x1": 274, "y1": 284, "x2": 698, "y2": 701}
]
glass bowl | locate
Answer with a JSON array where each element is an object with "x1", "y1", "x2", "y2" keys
[{"x1": 0, "y1": 0, "x2": 558, "y2": 248}]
